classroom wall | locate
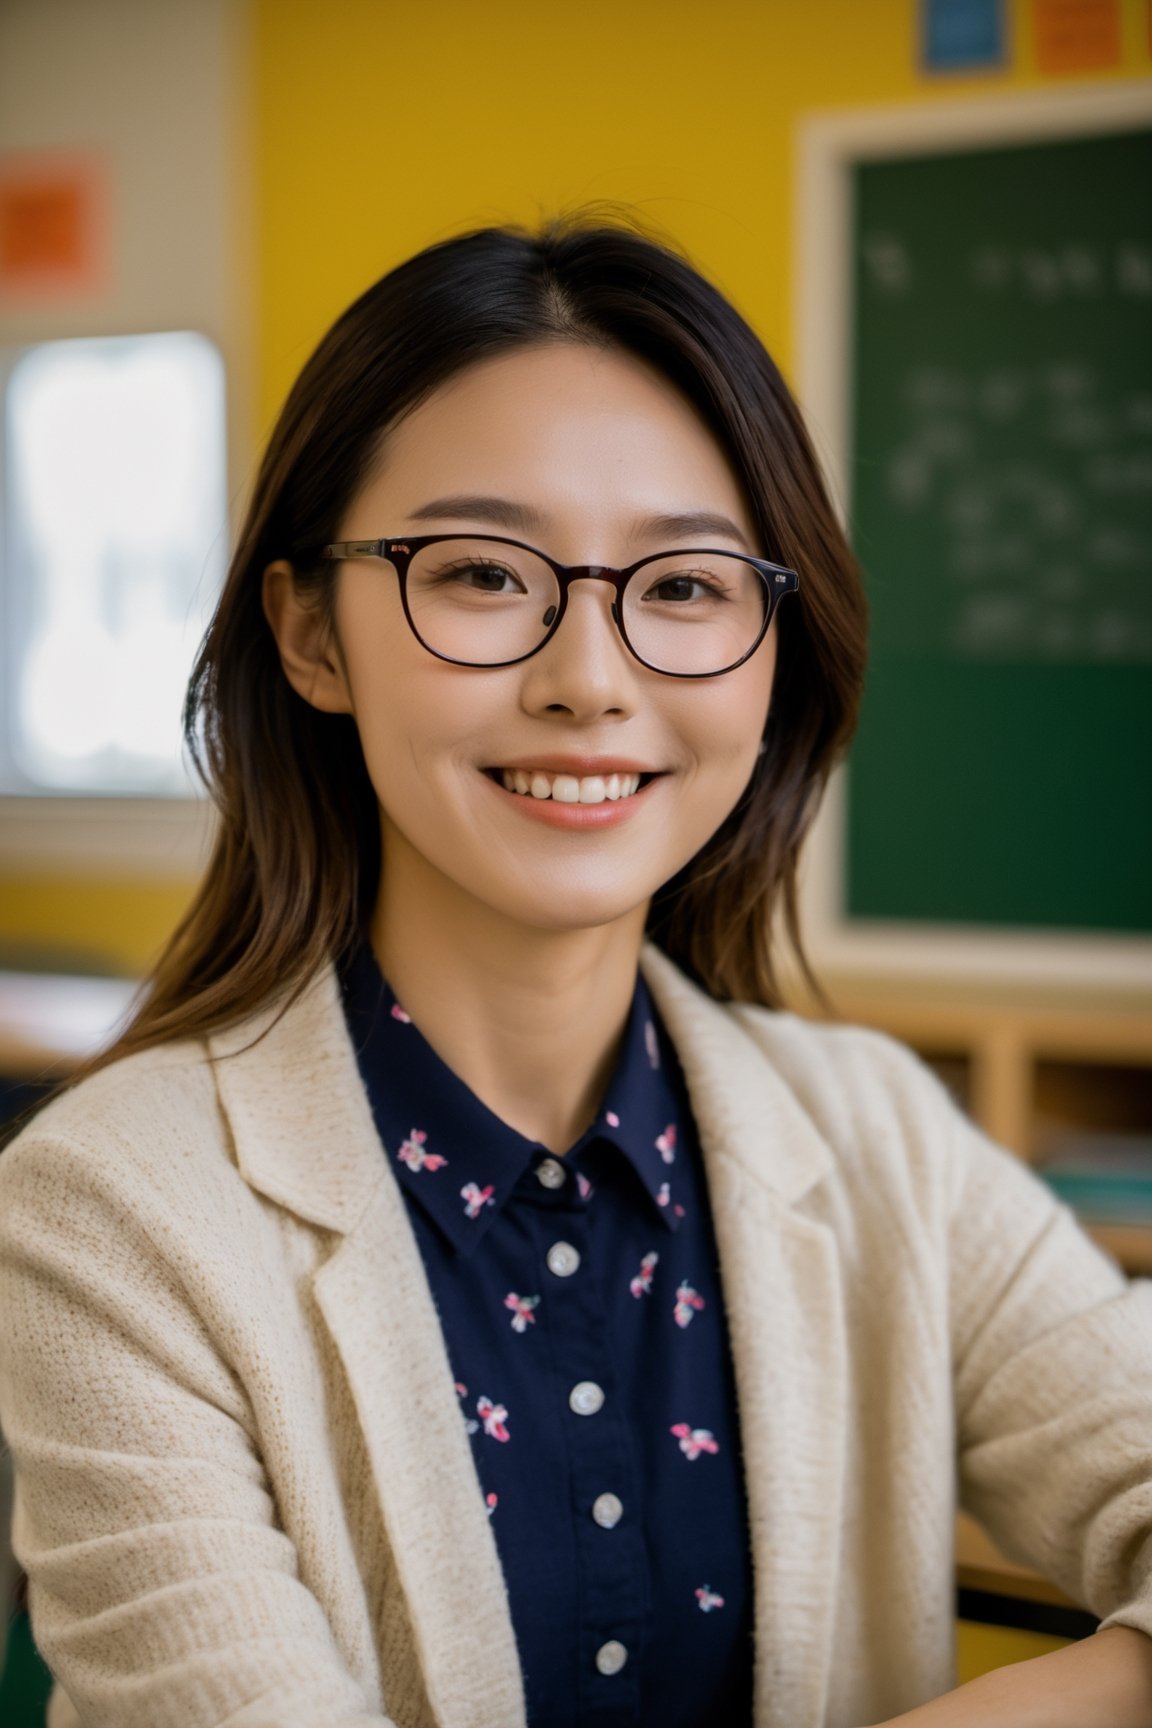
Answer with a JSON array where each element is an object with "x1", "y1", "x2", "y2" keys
[
  {"x1": 0, "y1": 0, "x2": 251, "y2": 975},
  {"x1": 0, "y1": 0, "x2": 1148, "y2": 979},
  {"x1": 1, "y1": 0, "x2": 1147, "y2": 1688}
]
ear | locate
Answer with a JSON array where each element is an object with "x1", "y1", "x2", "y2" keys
[{"x1": 262, "y1": 560, "x2": 353, "y2": 714}]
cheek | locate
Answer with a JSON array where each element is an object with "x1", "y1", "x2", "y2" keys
[{"x1": 682, "y1": 642, "x2": 776, "y2": 770}]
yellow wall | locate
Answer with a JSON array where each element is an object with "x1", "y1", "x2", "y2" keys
[
  {"x1": 955, "y1": 1617, "x2": 1071, "y2": 1685},
  {"x1": 252, "y1": 0, "x2": 1152, "y2": 426},
  {"x1": 2, "y1": 0, "x2": 1149, "y2": 982}
]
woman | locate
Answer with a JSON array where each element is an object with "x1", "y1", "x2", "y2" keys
[{"x1": 1, "y1": 213, "x2": 1149, "y2": 1728}]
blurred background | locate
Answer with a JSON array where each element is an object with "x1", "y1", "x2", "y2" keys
[{"x1": 0, "y1": 0, "x2": 1149, "y2": 1717}]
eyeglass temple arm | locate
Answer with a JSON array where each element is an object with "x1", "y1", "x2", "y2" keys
[{"x1": 320, "y1": 540, "x2": 387, "y2": 561}]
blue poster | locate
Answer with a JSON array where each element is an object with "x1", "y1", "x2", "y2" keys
[{"x1": 922, "y1": 0, "x2": 1006, "y2": 70}]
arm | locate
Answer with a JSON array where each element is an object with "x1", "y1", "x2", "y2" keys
[
  {"x1": 876, "y1": 1088, "x2": 1152, "y2": 1727},
  {"x1": 947, "y1": 1113, "x2": 1152, "y2": 1635},
  {"x1": 867, "y1": 1624, "x2": 1152, "y2": 1726},
  {"x1": 0, "y1": 1120, "x2": 396, "y2": 1728}
]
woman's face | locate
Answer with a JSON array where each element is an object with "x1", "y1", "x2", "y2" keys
[{"x1": 272, "y1": 341, "x2": 778, "y2": 938}]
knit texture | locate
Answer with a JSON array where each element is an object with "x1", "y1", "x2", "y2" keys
[{"x1": 0, "y1": 943, "x2": 1148, "y2": 1728}]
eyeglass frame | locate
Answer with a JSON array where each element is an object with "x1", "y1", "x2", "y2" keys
[{"x1": 319, "y1": 532, "x2": 799, "y2": 678}]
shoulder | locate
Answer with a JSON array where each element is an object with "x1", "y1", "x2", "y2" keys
[
  {"x1": 726, "y1": 997, "x2": 956, "y2": 1137},
  {"x1": 723, "y1": 999, "x2": 980, "y2": 1223},
  {"x1": 0, "y1": 1032, "x2": 245, "y2": 1241},
  {"x1": 643, "y1": 941, "x2": 958, "y2": 1144},
  {"x1": 5, "y1": 1031, "x2": 218, "y2": 1149},
  {"x1": 640, "y1": 942, "x2": 1031, "y2": 1230}
]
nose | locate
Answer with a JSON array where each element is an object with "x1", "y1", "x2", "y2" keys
[{"x1": 517, "y1": 576, "x2": 640, "y2": 722}]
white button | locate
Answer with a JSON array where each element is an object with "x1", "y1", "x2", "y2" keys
[
  {"x1": 569, "y1": 1380, "x2": 605, "y2": 1416},
  {"x1": 592, "y1": 1492, "x2": 623, "y2": 1528},
  {"x1": 536, "y1": 1157, "x2": 566, "y2": 1190},
  {"x1": 595, "y1": 1639, "x2": 628, "y2": 1676},
  {"x1": 547, "y1": 1241, "x2": 581, "y2": 1277}
]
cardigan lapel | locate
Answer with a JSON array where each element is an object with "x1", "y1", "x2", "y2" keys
[
  {"x1": 209, "y1": 968, "x2": 527, "y2": 1728},
  {"x1": 210, "y1": 950, "x2": 846, "y2": 1728},
  {"x1": 640, "y1": 946, "x2": 847, "y2": 1728}
]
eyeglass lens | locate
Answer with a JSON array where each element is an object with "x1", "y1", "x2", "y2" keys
[{"x1": 403, "y1": 538, "x2": 769, "y2": 673}]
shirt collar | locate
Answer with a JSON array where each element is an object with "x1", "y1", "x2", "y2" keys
[{"x1": 339, "y1": 939, "x2": 689, "y2": 1256}]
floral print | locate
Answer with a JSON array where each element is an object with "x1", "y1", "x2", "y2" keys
[
  {"x1": 670, "y1": 1423, "x2": 720, "y2": 1461},
  {"x1": 397, "y1": 1128, "x2": 448, "y2": 1172},
  {"x1": 477, "y1": 1395, "x2": 510, "y2": 1441},
  {"x1": 341, "y1": 941, "x2": 753, "y2": 1726},
  {"x1": 456, "y1": 1383, "x2": 480, "y2": 1435},
  {"x1": 630, "y1": 1250, "x2": 659, "y2": 1298},
  {"x1": 673, "y1": 1281, "x2": 706, "y2": 1328},
  {"x1": 461, "y1": 1181, "x2": 496, "y2": 1219},
  {"x1": 504, "y1": 1292, "x2": 540, "y2": 1332}
]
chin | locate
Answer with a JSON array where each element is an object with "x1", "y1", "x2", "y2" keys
[{"x1": 488, "y1": 883, "x2": 652, "y2": 938}]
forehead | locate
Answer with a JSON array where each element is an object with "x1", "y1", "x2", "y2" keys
[{"x1": 355, "y1": 342, "x2": 757, "y2": 542}]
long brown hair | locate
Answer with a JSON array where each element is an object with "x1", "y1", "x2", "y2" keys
[{"x1": 45, "y1": 207, "x2": 868, "y2": 1095}]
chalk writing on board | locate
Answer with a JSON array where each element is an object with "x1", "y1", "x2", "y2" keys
[
  {"x1": 862, "y1": 203, "x2": 1152, "y2": 668},
  {"x1": 880, "y1": 358, "x2": 1152, "y2": 662},
  {"x1": 968, "y1": 241, "x2": 1152, "y2": 299},
  {"x1": 862, "y1": 233, "x2": 913, "y2": 294}
]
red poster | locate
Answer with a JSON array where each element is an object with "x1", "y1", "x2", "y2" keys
[
  {"x1": 1033, "y1": 0, "x2": 1122, "y2": 71},
  {"x1": 0, "y1": 152, "x2": 107, "y2": 302}
]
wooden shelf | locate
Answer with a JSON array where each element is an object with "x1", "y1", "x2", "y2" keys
[
  {"x1": 797, "y1": 974, "x2": 1152, "y2": 1279},
  {"x1": 955, "y1": 1512, "x2": 1080, "y2": 1610},
  {"x1": 1085, "y1": 1221, "x2": 1152, "y2": 1277}
]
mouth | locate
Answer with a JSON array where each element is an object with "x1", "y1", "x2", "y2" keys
[{"x1": 483, "y1": 767, "x2": 662, "y2": 806}]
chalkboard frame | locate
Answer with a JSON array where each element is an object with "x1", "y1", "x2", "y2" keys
[{"x1": 793, "y1": 81, "x2": 1152, "y2": 993}]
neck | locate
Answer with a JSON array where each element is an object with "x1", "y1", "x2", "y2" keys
[{"x1": 369, "y1": 853, "x2": 648, "y2": 1155}]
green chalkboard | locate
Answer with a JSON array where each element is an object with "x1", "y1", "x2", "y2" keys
[{"x1": 846, "y1": 128, "x2": 1152, "y2": 934}]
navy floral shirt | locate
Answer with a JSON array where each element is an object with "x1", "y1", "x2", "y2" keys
[{"x1": 340, "y1": 941, "x2": 755, "y2": 1727}]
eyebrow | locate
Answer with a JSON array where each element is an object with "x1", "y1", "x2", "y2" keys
[{"x1": 405, "y1": 493, "x2": 753, "y2": 552}]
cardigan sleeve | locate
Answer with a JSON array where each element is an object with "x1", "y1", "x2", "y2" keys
[
  {"x1": 946, "y1": 1101, "x2": 1152, "y2": 1639},
  {"x1": 0, "y1": 1120, "x2": 396, "y2": 1728}
]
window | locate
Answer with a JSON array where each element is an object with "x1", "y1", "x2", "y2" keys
[{"x1": 1, "y1": 331, "x2": 228, "y2": 797}]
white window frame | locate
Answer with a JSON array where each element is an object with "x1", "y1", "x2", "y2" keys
[{"x1": 0, "y1": 330, "x2": 227, "y2": 877}]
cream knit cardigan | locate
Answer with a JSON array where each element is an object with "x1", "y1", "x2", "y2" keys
[{"x1": 0, "y1": 944, "x2": 1149, "y2": 1728}]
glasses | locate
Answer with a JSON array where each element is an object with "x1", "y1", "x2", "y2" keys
[{"x1": 320, "y1": 533, "x2": 799, "y2": 678}]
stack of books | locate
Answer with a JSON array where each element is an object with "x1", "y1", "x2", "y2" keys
[{"x1": 1036, "y1": 1132, "x2": 1152, "y2": 1227}]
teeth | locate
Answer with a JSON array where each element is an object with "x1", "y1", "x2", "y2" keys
[{"x1": 500, "y1": 769, "x2": 644, "y2": 804}]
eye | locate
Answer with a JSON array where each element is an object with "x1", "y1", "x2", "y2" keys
[
  {"x1": 642, "y1": 571, "x2": 728, "y2": 604},
  {"x1": 444, "y1": 559, "x2": 527, "y2": 595}
]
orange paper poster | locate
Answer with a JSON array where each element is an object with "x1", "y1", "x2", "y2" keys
[
  {"x1": 0, "y1": 152, "x2": 107, "y2": 302},
  {"x1": 1032, "y1": 0, "x2": 1121, "y2": 71}
]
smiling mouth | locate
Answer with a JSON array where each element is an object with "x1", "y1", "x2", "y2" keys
[{"x1": 484, "y1": 768, "x2": 660, "y2": 805}]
